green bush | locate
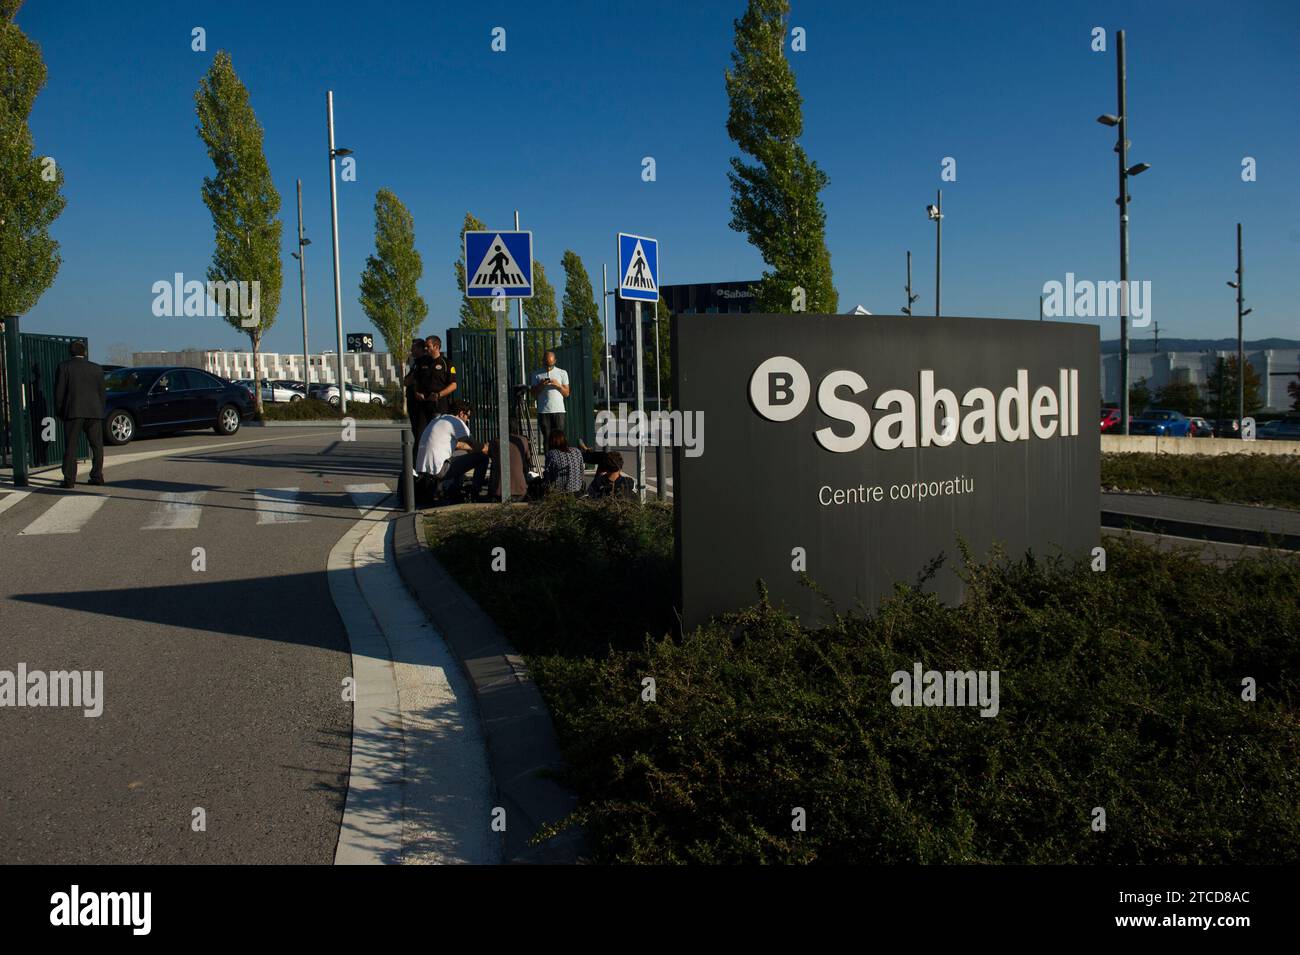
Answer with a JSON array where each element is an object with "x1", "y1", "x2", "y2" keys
[
  {"x1": 1102, "y1": 452, "x2": 1300, "y2": 509},
  {"x1": 259, "y1": 398, "x2": 404, "y2": 422},
  {"x1": 427, "y1": 501, "x2": 1300, "y2": 864},
  {"x1": 426, "y1": 495, "x2": 674, "y2": 657}
]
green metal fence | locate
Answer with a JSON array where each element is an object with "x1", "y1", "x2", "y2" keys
[
  {"x1": 1, "y1": 316, "x2": 89, "y2": 485},
  {"x1": 446, "y1": 326, "x2": 594, "y2": 458}
]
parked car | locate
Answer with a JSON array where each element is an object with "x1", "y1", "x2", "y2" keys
[
  {"x1": 1187, "y1": 416, "x2": 1214, "y2": 437},
  {"x1": 1128, "y1": 408, "x2": 1195, "y2": 436},
  {"x1": 308, "y1": 383, "x2": 384, "y2": 405},
  {"x1": 1211, "y1": 418, "x2": 1241, "y2": 438},
  {"x1": 234, "y1": 378, "x2": 303, "y2": 403},
  {"x1": 1257, "y1": 418, "x2": 1300, "y2": 441},
  {"x1": 1100, "y1": 407, "x2": 1129, "y2": 433},
  {"x1": 103, "y1": 367, "x2": 255, "y2": 445}
]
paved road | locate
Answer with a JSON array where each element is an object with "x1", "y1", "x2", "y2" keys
[{"x1": 0, "y1": 426, "x2": 401, "y2": 863}]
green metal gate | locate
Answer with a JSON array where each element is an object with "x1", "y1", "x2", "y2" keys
[
  {"x1": 446, "y1": 326, "x2": 594, "y2": 456},
  {"x1": 1, "y1": 316, "x2": 89, "y2": 485}
]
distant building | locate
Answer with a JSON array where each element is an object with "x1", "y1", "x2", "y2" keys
[
  {"x1": 612, "y1": 280, "x2": 758, "y2": 399},
  {"x1": 130, "y1": 349, "x2": 403, "y2": 387},
  {"x1": 1102, "y1": 347, "x2": 1300, "y2": 412}
]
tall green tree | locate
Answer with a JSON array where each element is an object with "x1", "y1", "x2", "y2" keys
[
  {"x1": 1128, "y1": 378, "x2": 1151, "y2": 415},
  {"x1": 0, "y1": 0, "x2": 66, "y2": 316},
  {"x1": 523, "y1": 261, "x2": 559, "y2": 372},
  {"x1": 1203, "y1": 356, "x2": 1264, "y2": 419},
  {"x1": 194, "y1": 50, "x2": 282, "y2": 414},
  {"x1": 455, "y1": 211, "x2": 497, "y2": 329},
  {"x1": 359, "y1": 188, "x2": 427, "y2": 413},
  {"x1": 653, "y1": 295, "x2": 672, "y2": 404},
  {"x1": 725, "y1": 0, "x2": 837, "y2": 314},
  {"x1": 1153, "y1": 379, "x2": 1203, "y2": 417},
  {"x1": 1287, "y1": 375, "x2": 1300, "y2": 412},
  {"x1": 560, "y1": 250, "x2": 603, "y2": 383}
]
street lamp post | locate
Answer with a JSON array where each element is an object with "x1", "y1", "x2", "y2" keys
[
  {"x1": 326, "y1": 90, "x2": 353, "y2": 413},
  {"x1": 1227, "y1": 222, "x2": 1253, "y2": 431},
  {"x1": 1096, "y1": 29, "x2": 1150, "y2": 435},
  {"x1": 926, "y1": 192, "x2": 943, "y2": 317},
  {"x1": 291, "y1": 179, "x2": 312, "y2": 397},
  {"x1": 902, "y1": 250, "x2": 919, "y2": 316}
]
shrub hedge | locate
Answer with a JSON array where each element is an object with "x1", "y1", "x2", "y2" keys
[
  {"x1": 1102, "y1": 452, "x2": 1300, "y2": 510},
  {"x1": 426, "y1": 495, "x2": 1300, "y2": 864},
  {"x1": 258, "y1": 398, "x2": 404, "y2": 422}
]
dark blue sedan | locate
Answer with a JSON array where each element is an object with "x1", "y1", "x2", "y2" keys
[{"x1": 102, "y1": 366, "x2": 256, "y2": 445}]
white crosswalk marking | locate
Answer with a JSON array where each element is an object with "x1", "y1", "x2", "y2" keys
[
  {"x1": 346, "y1": 483, "x2": 391, "y2": 514},
  {"x1": 0, "y1": 491, "x2": 32, "y2": 518},
  {"x1": 255, "y1": 487, "x2": 307, "y2": 524},
  {"x1": 143, "y1": 491, "x2": 206, "y2": 530},
  {"x1": 18, "y1": 494, "x2": 108, "y2": 535}
]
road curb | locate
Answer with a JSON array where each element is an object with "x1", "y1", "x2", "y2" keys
[
  {"x1": 392, "y1": 512, "x2": 588, "y2": 864},
  {"x1": 248, "y1": 420, "x2": 407, "y2": 429},
  {"x1": 1099, "y1": 509, "x2": 1300, "y2": 550}
]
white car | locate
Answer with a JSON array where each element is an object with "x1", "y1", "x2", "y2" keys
[
  {"x1": 236, "y1": 378, "x2": 303, "y2": 402},
  {"x1": 309, "y1": 383, "x2": 384, "y2": 405}
]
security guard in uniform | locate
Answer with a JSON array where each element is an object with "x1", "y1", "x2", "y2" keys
[
  {"x1": 425, "y1": 335, "x2": 457, "y2": 415},
  {"x1": 404, "y1": 338, "x2": 433, "y2": 442}
]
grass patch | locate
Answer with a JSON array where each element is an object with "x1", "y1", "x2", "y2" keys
[
  {"x1": 426, "y1": 496, "x2": 1300, "y2": 864},
  {"x1": 1102, "y1": 452, "x2": 1300, "y2": 509},
  {"x1": 259, "y1": 398, "x2": 404, "y2": 422}
]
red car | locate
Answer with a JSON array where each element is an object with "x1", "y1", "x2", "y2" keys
[{"x1": 1100, "y1": 407, "x2": 1126, "y2": 433}]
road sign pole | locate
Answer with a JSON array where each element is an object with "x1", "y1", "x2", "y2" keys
[
  {"x1": 496, "y1": 304, "x2": 511, "y2": 505},
  {"x1": 634, "y1": 300, "x2": 645, "y2": 503},
  {"x1": 514, "y1": 210, "x2": 525, "y2": 387}
]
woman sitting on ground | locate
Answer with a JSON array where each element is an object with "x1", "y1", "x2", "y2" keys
[
  {"x1": 586, "y1": 450, "x2": 636, "y2": 500},
  {"x1": 543, "y1": 429, "x2": 585, "y2": 494}
]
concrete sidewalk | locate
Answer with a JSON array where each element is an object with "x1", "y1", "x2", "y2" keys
[{"x1": 391, "y1": 509, "x2": 586, "y2": 864}]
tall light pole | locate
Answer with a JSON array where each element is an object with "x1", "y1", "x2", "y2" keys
[
  {"x1": 902, "y1": 251, "x2": 919, "y2": 315},
  {"x1": 291, "y1": 179, "x2": 312, "y2": 395},
  {"x1": 326, "y1": 90, "x2": 352, "y2": 413},
  {"x1": 1097, "y1": 29, "x2": 1151, "y2": 435},
  {"x1": 602, "y1": 264, "x2": 614, "y2": 412},
  {"x1": 926, "y1": 191, "x2": 943, "y2": 317},
  {"x1": 1227, "y1": 222, "x2": 1252, "y2": 429}
]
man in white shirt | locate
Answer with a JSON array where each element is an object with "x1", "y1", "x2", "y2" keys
[
  {"x1": 416, "y1": 400, "x2": 489, "y2": 500},
  {"x1": 530, "y1": 349, "x2": 570, "y2": 451}
]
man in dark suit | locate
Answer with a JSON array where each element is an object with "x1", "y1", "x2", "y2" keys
[{"x1": 53, "y1": 340, "x2": 106, "y2": 489}]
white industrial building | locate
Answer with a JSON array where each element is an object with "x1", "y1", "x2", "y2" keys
[
  {"x1": 131, "y1": 349, "x2": 404, "y2": 388},
  {"x1": 1101, "y1": 348, "x2": 1300, "y2": 412}
]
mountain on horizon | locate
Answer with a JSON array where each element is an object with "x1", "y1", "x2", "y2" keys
[{"x1": 1100, "y1": 337, "x2": 1300, "y2": 354}]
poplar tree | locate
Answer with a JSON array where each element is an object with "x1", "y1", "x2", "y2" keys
[
  {"x1": 455, "y1": 212, "x2": 497, "y2": 329},
  {"x1": 523, "y1": 261, "x2": 558, "y2": 372},
  {"x1": 359, "y1": 188, "x2": 427, "y2": 412},
  {"x1": 195, "y1": 50, "x2": 282, "y2": 413},
  {"x1": 561, "y1": 249, "x2": 604, "y2": 384},
  {"x1": 0, "y1": 0, "x2": 67, "y2": 316},
  {"x1": 725, "y1": 0, "x2": 837, "y2": 313}
]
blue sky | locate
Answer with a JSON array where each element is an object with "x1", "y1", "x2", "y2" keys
[{"x1": 16, "y1": 0, "x2": 1300, "y2": 360}]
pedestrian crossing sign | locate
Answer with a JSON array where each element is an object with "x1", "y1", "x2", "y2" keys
[
  {"x1": 464, "y1": 231, "x2": 534, "y2": 299},
  {"x1": 617, "y1": 232, "x2": 659, "y2": 302}
]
